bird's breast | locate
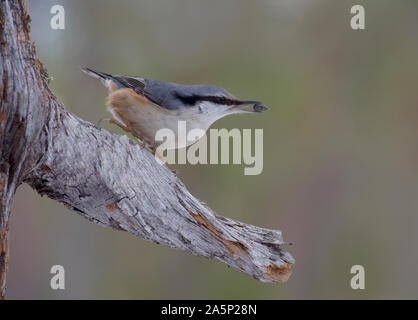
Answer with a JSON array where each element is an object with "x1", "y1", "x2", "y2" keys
[{"x1": 106, "y1": 89, "x2": 214, "y2": 149}]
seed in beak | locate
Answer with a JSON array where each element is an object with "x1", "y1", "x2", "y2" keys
[{"x1": 253, "y1": 103, "x2": 269, "y2": 112}]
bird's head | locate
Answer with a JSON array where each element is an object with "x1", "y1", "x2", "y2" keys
[{"x1": 174, "y1": 85, "x2": 269, "y2": 120}]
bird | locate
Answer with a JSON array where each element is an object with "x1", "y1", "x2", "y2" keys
[{"x1": 81, "y1": 67, "x2": 269, "y2": 151}]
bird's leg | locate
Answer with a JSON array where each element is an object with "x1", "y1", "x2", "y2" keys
[
  {"x1": 144, "y1": 141, "x2": 159, "y2": 155},
  {"x1": 109, "y1": 119, "x2": 132, "y2": 133},
  {"x1": 105, "y1": 119, "x2": 147, "y2": 149},
  {"x1": 109, "y1": 120, "x2": 149, "y2": 149},
  {"x1": 96, "y1": 117, "x2": 132, "y2": 134},
  {"x1": 96, "y1": 117, "x2": 111, "y2": 126},
  {"x1": 99, "y1": 119, "x2": 171, "y2": 171},
  {"x1": 130, "y1": 131, "x2": 151, "y2": 150}
]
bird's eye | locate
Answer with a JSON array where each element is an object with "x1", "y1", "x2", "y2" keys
[{"x1": 219, "y1": 97, "x2": 226, "y2": 104}]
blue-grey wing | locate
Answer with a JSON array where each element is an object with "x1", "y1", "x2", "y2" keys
[
  {"x1": 113, "y1": 75, "x2": 235, "y2": 110},
  {"x1": 113, "y1": 75, "x2": 183, "y2": 109}
]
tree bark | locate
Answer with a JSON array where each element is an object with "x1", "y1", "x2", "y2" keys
[{"x1": 0, "y1": 0, "x2": 294, "y2": 298}]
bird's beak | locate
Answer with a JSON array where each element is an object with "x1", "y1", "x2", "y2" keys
[{"x1": 231, "y1": 100, "x2": 269, "y2": 113}]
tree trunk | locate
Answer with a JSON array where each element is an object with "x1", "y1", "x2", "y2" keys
[{"x1": 0, "y1": 0, "x2": 294, "y2": 299}]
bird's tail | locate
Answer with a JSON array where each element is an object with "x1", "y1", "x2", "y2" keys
[
  {"x1": 81, "y1": 67, "x2": 123, "y2": 91},
  {"x1": 81, "y1": 67, "x2": 112, "y2": 81}
]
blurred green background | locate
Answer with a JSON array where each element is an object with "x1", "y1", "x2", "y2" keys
[{"x1": 7, "y1": 0, "x2": 418, "y2": 299}]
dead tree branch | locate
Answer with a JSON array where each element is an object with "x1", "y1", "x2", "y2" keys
[{"x1": 0, "y1": 0, "x2": 294, "y2": 298}]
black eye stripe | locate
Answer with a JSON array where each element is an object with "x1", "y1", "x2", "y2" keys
[{"x1": 175, "y1": 93, "x2": 239, "y2": 106}]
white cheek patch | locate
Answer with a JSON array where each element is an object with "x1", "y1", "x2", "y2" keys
[{"x1": 198, "y1": 101, "x2": 230, "y2": 122}]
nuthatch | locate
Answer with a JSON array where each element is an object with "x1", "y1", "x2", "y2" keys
[{"x1": 82, "y1": 67, "x2": 269, "y2": 150}]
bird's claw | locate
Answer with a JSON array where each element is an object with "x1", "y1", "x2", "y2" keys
[{"x1": 97, "y1": 117, "x2": 111, "y2": 126}]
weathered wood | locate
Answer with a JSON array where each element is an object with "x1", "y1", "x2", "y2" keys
[
  {"x1": 0, "y1": 0, "x2": 52, "y2": 299},
  {"x1": 0, "y1": 0, "x2": 294, "y2": 298}
]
